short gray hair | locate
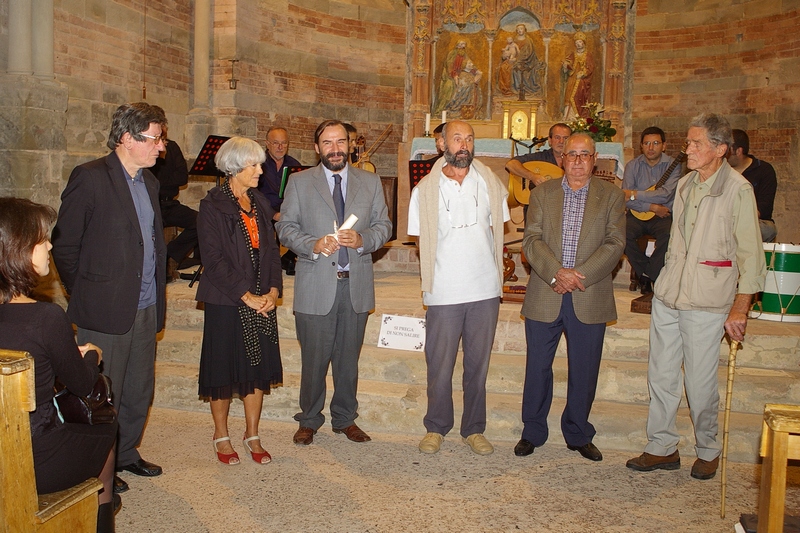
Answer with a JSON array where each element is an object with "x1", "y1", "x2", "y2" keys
[
  {"x1": 215, "y1": 137, "x2": 266, "y2": 177},
  {"x1": 107, "y1": 102, "x2": 163, "y2": 150},
  {"x1": 688, "y1": 113, "x2": 732, "y2": 148}
]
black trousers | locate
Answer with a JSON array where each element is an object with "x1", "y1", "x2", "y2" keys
[
  {"x1": 161, "y1": 199, "x2": 198, "y2": 263},
  {"x1": 625, "y1": 212, "x2": 671, "y2": 281}
]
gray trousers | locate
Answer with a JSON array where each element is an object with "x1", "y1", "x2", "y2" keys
[
  {"x1": 294, "y1": 278, "x2": 368, "y2": 431},
  {"x1": 645, "y1": 297, "x2": 725, "y2": 461},
  {"x1": 78, "y1": 305, "x2": 157, "y2": 467},
  {"x1": 423, "y1": 297, "x2": 500, "y2": 438}
]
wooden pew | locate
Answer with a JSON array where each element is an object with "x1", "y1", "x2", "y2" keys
[{"x1": 0, "y1": 349, "x2": 102, "y2": 532}]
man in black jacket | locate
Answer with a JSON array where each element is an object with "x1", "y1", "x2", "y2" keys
[
  {"x1": 151, "y1": 106, "x2": 199, "y2": 279},
  {"x1": 52, "y1": 102, "x2": 167, "y2": 493},
  {"x1": 727, "y1": 129, "x2": 778, "y2": 242}
]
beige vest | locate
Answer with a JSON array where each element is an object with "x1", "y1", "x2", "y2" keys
[{"x1": 654, "y1": 161, "x2": 749, "y2": 313}]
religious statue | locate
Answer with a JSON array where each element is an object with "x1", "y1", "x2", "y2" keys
[
  {"x1": 434, "y1": 40, "x2": 484, "y2": 119},
  {"x1": 561, "y1": 31, "x2": 595, "y2": 120},
  {"x1": 511, "y1": 24, "x2": 541, "y2": 96},
  {"x1": 497, "y1": 36, "x2": 519, "y2": 96}
]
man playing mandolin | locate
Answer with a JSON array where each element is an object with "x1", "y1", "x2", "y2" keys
[
  {"x1": 505, "y1": 123, "x2": 571, "y2": 220},
  {"x1": 622, "y1": 126, "x2": 684, "y2": 295}
]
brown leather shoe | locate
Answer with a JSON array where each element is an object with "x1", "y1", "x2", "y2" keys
[
  {"x1": 293, "y1": 426, "x2": 316, "y2": 445},
  {"x1": 691, "y1": 456, "x2": 719, "y2": 480},
  {"x1": 332, "y1": 424, "x2": 371, "y2": 442},
  {"x1": 626, "y1": 451, "x2": 680, "y2": 471}
]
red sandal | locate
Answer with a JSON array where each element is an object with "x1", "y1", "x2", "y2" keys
[
  {"x1": 243, "y1": 435, "x2": 271, "y2": 464},
  {"x1": 212, "y1": 436, "x2": 240, "y2": 465}
]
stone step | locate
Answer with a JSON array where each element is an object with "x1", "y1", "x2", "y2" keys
[
  {"x1": 156, "y1": 331, "x2": 800, "y2": 415},
  {"x1": 151, "y1": 360, "x2": 765, "y2": 463},
  {"x1": 163, "y1": 278, "x2": 800, "y2": 368}
]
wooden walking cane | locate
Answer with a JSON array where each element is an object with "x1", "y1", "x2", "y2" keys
[{"x1": 720, "y1": 339, "x2": 740, "y2": 519}]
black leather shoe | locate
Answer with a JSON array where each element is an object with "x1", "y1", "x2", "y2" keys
[
  {"x1": 113, "y1": 475, "x2": 128, "y2": 494},
  {"x1": 514, "y1": 439, "x2": 536, "y2": 456},
  {"x1": 640, "y1": 276, "x2": 653, "y2": 295},
  {"x1": 118, "y1": 458, "x2": 163, "y2": 477},
  {"x1": 567, "y1": 442, "x2": 603, "y2": 461}
]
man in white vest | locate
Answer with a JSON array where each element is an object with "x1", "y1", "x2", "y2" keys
[{"x1": 408, "y1": 120, "x2": 510, "y2": 455}]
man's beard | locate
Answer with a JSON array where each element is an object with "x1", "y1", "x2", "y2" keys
[
  {"x1": 444, "y1": 148, "x2": 473, "y2": 169},
  {"x1": 320, "y1": 151, "x2": 347, "y2": 171}
]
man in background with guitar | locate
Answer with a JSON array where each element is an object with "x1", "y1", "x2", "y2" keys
[
  {"x1": 622, "y1": 126, "x2": 684, "y2": 295},
  {"x1": 505, "y1": 123, "x2": 571, "y2": 220}
]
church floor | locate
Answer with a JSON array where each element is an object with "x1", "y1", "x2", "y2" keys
[{"x1": 116, "y1": 407, "x2": 799, "y2": 533}]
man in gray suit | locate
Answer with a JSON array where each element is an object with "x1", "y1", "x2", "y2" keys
[
  {"x1": 277, "y1": 120, "x2": 392, "y2": 446},
  {"x1": 514, "y1": 133, "x2": 625, "y2": 461}
]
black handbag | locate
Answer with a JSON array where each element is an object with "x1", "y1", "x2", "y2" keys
[{"x1": 53, "y1": 373, "x2": 117, "y2": 425}]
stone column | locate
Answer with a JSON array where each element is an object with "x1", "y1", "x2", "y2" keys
[
  {"x1": 7, "y1": 0, "x2": 33, "y2": 75},
  {"x1": 32, "y1": 0, "x2": 54, "y2": 78},
  {"x1": 186, "y1": 0, "x2": 214, "y2": 156},
  {"x1": 410, "y1": 0, "x2": 433, "y2": 138}
]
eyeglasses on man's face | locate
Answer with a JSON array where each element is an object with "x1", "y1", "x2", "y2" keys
[
  {"x1": 642, "y1": 141, "x2": 662, "y2": 147},
  {"x1": 139, "y1": 133, "x2": 164, "y2": 144},
  {"x1": 562, "y1": 151, "x2": 595, "y2": 162}
]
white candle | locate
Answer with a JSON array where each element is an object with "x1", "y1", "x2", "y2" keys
[
  {"x1": 425, "y1": 113, "x2": 431, "y2": 133},
  {"x1": 441, "y1": 111, "x2": 447, "y2": 123}
]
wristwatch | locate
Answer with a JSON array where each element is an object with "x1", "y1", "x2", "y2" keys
[
  {"x1": 549, "y1": 277, "x2": 557, "y2": 288},
  {"x1": 630, "y1": 192, "x2": 636, "y2": 201}
]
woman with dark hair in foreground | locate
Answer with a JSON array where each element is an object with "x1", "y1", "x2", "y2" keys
[{"x1": 0, "y1": 197, "x2": 118, "y2": 532}]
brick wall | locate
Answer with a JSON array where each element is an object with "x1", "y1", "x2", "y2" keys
[
  {"x1": 53, "y1": 0, "x2": 194, "y2": 171},
  {"x1": 212, "y1": 0, "x2": 407, "y2": 175},
  {"x1": 632, "y1": 0, "x2": 800, "y2": 241}
]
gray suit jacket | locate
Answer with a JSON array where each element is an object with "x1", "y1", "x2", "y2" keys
[
  {"x1": 521, "y1": 177, "x2": 625, "y2": 324},
  {"x1": 276, "y1": 164, "x2": 392, "y2": 315}
]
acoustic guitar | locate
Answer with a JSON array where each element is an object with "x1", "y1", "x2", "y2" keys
[
  {"x1": 508, "y1": 161, "x2": 564, "y2": 206},
  {"x1": 629, "y1": 142, "x2": 688, "y2": 221}
]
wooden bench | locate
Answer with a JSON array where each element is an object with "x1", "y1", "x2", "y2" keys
[
  {"x1": 758, "y1": 403, "x2": 800, "y2": 533},
  {"x1": 0, "y1": 349, "x2": 102, "y2": 532}
]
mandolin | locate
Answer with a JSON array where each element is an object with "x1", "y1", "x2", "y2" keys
[
  {"x1": 508, "y1": 161, "x2": 564, "y2": 206},
  {"x1": 629, "y1": 142, "x2": 688, "y2": 221}
]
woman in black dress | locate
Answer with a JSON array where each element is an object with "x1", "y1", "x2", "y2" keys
[
  {"x1": 0, "y1": 197, "x2": 117, "y2": 532},
  {"x1": 196, "y1": 137, "x2": 283, "y2": 465}
]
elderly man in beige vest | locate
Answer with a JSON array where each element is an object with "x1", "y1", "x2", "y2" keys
[
  {"x1": 627, "y1": 114, "x2": 766, "y2": 480},
  {"x1": 408, "y1": 120, "x2": 510, "y2": 456}
]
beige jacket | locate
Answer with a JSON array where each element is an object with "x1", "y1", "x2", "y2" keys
[{"x1": 654, "y1": 161, "x2": 766, "y2": 313}]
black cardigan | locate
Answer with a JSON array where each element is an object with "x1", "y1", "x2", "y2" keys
[{"x1": 195, "y1": 187, "x2": 282, "y2": 306}]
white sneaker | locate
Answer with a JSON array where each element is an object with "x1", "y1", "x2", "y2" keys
[
  {"x1": 463, "y1": 433, "x2": 494, "y2": 455},
  {"x1": 419, "y1": 432, "x2": 443, "y2": 454}
]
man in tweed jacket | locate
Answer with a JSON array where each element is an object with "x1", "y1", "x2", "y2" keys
[{"x1": 515, "y1": 133, "x2": 625, "y2": 461}]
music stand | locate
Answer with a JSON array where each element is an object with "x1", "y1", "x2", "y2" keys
[
  {"x1": 183, "y1": 135, "x2": 230, "y2": 287},
  {"x1": 189, "y1": 135, "x2": 229, "y2": 187},
  {"x1": 279, "y1": 165, "x2": 312, "y2": 198},
  {"x1": 408, "y1": 159, "x2": 435, "y2": 191}
]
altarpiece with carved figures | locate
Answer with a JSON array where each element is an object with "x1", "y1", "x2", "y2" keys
[{"x1": 409, "y1": 0, "x2": 628, "y2": 141}]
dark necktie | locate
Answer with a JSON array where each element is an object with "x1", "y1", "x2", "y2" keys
[{"x1": 332, "y1": 174, "x2": 347, "y2": 268}]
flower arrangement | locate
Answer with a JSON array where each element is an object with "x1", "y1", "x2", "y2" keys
[{"x1": 567, "y1": 102, "x2": 617, "y2": 142}]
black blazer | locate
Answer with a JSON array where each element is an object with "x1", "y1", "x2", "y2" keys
[
  {"x1": 52, "y1": 152, "x2": 167, "y2": 334},
  {"x1": 195, "y1": 187, "x2": 282, "y2": 306}
]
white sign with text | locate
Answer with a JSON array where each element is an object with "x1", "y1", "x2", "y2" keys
[{"x1": 377, "y1": 314, "x2": 426, "y2": 352}]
